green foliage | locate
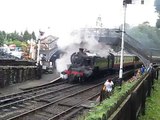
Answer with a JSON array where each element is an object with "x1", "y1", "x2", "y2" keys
[
  {"x1": 127, "y1": 23, "x2": 160, "y2": 49},
  {"x1": 0, "y1": 30, "x2": 36, "y2": 48},
  {"x1": 154, "y1": 0, "x2": 160, "y2": 28},
  {"x1": 139, "y1": 79, "x2": 160, "y2": 120},
  {"x1": 156, "y1": 18, "x2": 160, "y2": 28},
  {"x1": 23, "y1": 30, "x2": 32, "y2": 41},
  {"x1": 83, "y1": 79, "x2": 139, "y2": 120},
  {"x1": 31, "y1": 31, "x2": 36, "y2": 40},
  {"x1": 0, "y1": 31, "x2": 6, "y2": 46},
  {"x1": 154, "y1": 0, "x2": 160, "y2": 13},
  {"x1": 5, "y1": 40, "x2": 28, "y2": 47}
]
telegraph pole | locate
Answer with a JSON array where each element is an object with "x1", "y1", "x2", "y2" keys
[
  {"x1": 36, "y1": 37, "x2": 41, "y2": 64},
  {"x1": 119, "y1": 0, "x2": 144, "y2": 85},
  {"x1": 119, "y1": 1, "x2": 127, "y2": 81},
  {"x1": 36, "y1": 30, "x2": 44, "y2": 64},
  {"x1": 119, "y1": 0, "x2": 131, "y2": 85}
]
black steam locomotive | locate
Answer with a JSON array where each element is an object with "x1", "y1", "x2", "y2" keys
[{"x1": 61, "y1": 48, "x2": 115, "y2": 83}]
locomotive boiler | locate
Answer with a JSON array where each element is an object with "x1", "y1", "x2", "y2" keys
[{"x1": 61, "y1": 48, "x2": 115, "y2": 83}]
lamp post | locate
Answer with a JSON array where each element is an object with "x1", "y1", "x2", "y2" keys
[
  {"x1": 36, "y1": 37, "x2": 41, "y2": 64},
  {"x1": 118, "y1": 0, "x2": 144, "y2": 85},
  {"x1": 119, "y1": 1, "x2": 127, "y2": 84},
  {"x1": 36, "y1": 30, "x2": 44, "y2": 64}
]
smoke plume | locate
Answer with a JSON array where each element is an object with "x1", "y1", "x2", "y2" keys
[{"x1": 55, "y1": 28, "x2": 112, "y2": 72}]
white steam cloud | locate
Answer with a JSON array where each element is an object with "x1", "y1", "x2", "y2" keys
[{"x1": 55, "y1": 28, "x2": 112, "y2": 72}]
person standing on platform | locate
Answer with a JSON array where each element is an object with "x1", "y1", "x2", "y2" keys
[
  {"x1": 104, "y1": 79, "x2": 114, "y2": 98},
  {"x1": 140, "y1": 65, "x2": 146, "y2": 75},
  {"x1": 96, "y1": 79, "x2": 114, "y2": 102}
]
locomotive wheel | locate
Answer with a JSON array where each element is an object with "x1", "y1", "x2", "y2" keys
[
  {"x1": 79, "y1": 76, "x2": 85, "y2": 83},
  {"x1": 68, "y1": 75, "x2": 75, "y2": 83}
]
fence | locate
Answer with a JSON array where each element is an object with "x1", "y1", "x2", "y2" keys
[
  {"x1": 0, "y1": 59, "x2": 39, "y2": 87},
  {"x1": 0, "y1": 66, "x2": 38, "y2": 87},
  {"x1": 108, "y1": 67, "x2": 158, "y2": 120}
]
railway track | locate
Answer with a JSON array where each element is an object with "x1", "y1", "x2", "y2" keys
[
  {"x1": 0, "y1": 76, "x2": 108, "y2": 120},
  {"x1": 0, "y1": 79, "x2": 81, "y2": 119},
  {"x1": 6, "y1": 81, "x2": 104, "y2": 120},
  {"x1": 0, "y1": 77, "x2": 65, "y2": 105},
  {"x1": 0, "y1": 69, "x2": 134, "y2": 120}
]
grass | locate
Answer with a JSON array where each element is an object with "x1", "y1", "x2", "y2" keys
[{"x1": 138, "y1": 78, "x2": 160, "y2": 120}]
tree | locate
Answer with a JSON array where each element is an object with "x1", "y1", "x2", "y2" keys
[
  {"x1": 154, "y1": 0, "x2": 160, "y2": 28},
  {"x1": 155, "y1": 0, "x2": 160, "y2": 13},
  {"x1": 156, "y1": 16, "x2": 160, "y2": 28},
  {"x1": 0, "y1": 31, "x2": 6, "y2": 46},
  {"x1": 12, "y1": 31, "x2": 21, "y2": 40},
  {"x1": 23, "y1": 30, "x2": 31, "y2": 41},
  {"x1": 127, "y1": 23, "x2": 160, "y2": 49},
  {"x1": 31, "y1": 31, "x2": 36, "y2": 40}
]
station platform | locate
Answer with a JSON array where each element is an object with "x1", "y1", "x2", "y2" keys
[{"x1": 0, "y1": 72, "x2": 60, "y2": 96}]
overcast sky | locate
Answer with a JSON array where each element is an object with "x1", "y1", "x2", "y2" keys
[{"x1": 0, "y1": 0, "x2": 157, "y2": 36}]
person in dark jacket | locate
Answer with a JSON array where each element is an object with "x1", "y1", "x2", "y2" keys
[
  {"x1": 36, "y1": 63, "x2": 42, "y2": 79},
  {"x1": 140, "y1": 65, "x2": 145, "y2": 75}
]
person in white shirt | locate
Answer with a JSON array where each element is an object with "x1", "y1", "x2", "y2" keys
[
  {"x1": 96, "y1": 79, "x2": 114, "y2": 102},
  {"x1": 104, "y1": 79, "x2": 114, "y2": 97}
]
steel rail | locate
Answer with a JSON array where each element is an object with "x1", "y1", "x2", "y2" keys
[
  {"x1": 0, "y1": 84, "x2": 78, "y2": 109},
  {"x1": 7, "y1": 82, "x2": 104, "y2": 120},
  {"x1": 0, "y1": 77, "x2": 62, "y2": 103},
  {"x1": 49, "y1": 92, "x2": 100, "y2": 120}
]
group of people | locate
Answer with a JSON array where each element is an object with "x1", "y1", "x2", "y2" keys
[
  {"x1": 128, "y1": 65, "x2": 146, "y2": 83},
  {"x1": 141, "y1": 63, "x2": 154, "y2": 74},
  {"x1": 96, "y1": 63, "x2": 154, "y2": 102}
]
